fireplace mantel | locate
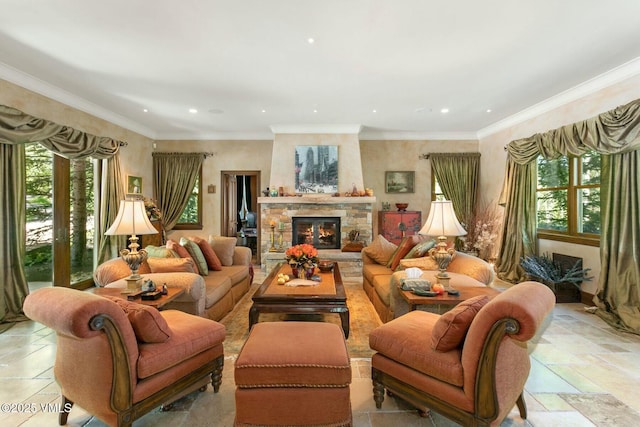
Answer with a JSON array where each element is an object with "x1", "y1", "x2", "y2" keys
[{"x1": 258, "y1": 196, "x2": 375, "y2": 205}]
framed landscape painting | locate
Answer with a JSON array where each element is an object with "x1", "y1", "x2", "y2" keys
[{"x1": 385, "y1": 171, "x2": 414, "y2": 193}]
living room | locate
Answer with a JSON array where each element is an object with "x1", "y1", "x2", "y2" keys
[{"x1": 2, "y1": 2, "x2": 640, "y2": 426}]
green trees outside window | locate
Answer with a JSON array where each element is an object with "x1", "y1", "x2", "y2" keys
[{"x1": 536, "y1": 152, "x2": 600, "y2": 244}]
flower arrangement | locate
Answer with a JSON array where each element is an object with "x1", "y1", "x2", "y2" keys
[
  {"x1": 460, "y1": 201, "x2": 500, "y2": 260},
  {"x1": 143, "y1": 198, "x2": 162, "y2": 221},
  {"x1": 285, "y1": 243, "x2": 319, "y2": 270}
]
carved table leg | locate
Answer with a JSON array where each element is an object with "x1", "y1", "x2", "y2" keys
[
  {"x1": 59, "y1": 395, "x2": 73, "y2": 425},
  {"x1": 516, "y1": 393, "x2": 528, "y2": 419},
  {"x1": 211, "y1": 355, "x2": 224, "y2": 393}
]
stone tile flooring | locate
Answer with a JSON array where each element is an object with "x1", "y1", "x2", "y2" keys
[{"x1": 2, "y1": 279, "x2": 640, "y2": 426}]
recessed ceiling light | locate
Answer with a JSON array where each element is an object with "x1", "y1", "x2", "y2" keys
[
  {"x1": 189, "y1": 108, "x2": 198, "y2": 114},
  {"x1": 261, "y1": 109, "x2": 266, "y2": 113},
  {"x1": 440, "y1": 108, "x2": 449, "y2": 114},
  {"x1": 313, "y1": 109, "x2": 318, "y2": 113},
  {"x1": 486, "y1": 109, "x2": 492, "y2": 113},
  {"x1": 307, "y1": 37, "x2": 315, "y2": 44},
  {"x1": 372, "y1": 109, "x2": 377, "y2": 113},
  {"x1": 143, "y1": 108, "x2": 148, "y2": 113}
]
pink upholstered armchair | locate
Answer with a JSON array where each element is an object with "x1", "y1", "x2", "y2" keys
[
  {"x1": 23, "y1": 287, "x2": 226, "y2": 427},
  {"x1": 369, "y1": 281, "x2": 555, "y2": 426}
]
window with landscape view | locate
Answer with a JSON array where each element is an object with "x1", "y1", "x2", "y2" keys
[
  {"x1": 536, "y1": 152, "x2": 600, "y2": 246},
  {"x1": 173, "y1": 168, "x2": 202, "y2": 229},
  {"x1": 25, "y1": 143, "x2": 95, "y2": 287}
]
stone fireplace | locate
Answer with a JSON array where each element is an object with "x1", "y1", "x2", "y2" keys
[
  {"x1": 292, "y1": 216, "x2": 341, "y2": 249},
  {"x1": 259, "y1": 195, "x2": 375, "y2": 275}
]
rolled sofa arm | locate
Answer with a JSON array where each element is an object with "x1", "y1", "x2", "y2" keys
[
  {"x1": 447, "y1": 251, "x2": 495, "y2": 285},
  {"x1": 233, "y1": 246, "x2": 252, "y2": 266}
]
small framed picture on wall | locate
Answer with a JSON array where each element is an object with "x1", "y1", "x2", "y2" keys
[
  {"x1": 385, "y1": 171, "x2": 415, "y2": 193},
  {"x1": 127, "y1": 175, "x2": 142, "y2": 195}
]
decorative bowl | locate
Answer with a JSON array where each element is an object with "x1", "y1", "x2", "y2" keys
[
  {"x1": 395, "y1": 203, "x2": 409, "y2": 211},
  {"x1": 318, "y1": 260, "x2": 335, "y2": 272}
]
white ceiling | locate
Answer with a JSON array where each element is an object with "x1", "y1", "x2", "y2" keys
[{"x1": 1, "y1": 0, "x2": 640, "y2": 140}]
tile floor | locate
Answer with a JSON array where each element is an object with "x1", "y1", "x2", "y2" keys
[{"x1": 2, "y1": 281, "x2": 640, "y2": 426}]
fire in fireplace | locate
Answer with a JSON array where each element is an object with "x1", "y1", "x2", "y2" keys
[{"x1": 292, "y1": 217, "x2": 341, "y2": 249}]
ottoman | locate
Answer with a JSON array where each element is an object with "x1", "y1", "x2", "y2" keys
[{"x1": 234, "y1": 321, "x2": 352, "y2": 427}]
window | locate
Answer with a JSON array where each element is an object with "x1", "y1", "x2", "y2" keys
[
  {"x1": 173, "y1": 169, "x2": 203, "y2": 229},
  {"x1": 25, "y1": 143, "x2": 95, "y2": 288},
  {"x1": 431, "y1": 174, "x2": 446, "y2": 201},
  {"x1": 536, "y1": 152, "x2": 600, "y2": 246}
]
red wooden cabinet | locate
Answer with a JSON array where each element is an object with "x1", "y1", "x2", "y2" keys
[{"x1": 377, "y1": 211, "x2": 422, "y2": 245}]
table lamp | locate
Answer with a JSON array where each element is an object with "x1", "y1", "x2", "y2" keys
[
  {"x1": 419, "y1": 200, "x2": 467, "y2": 289},
  {"x1": 105, "y1": 199, "x2": 158, "y2": 292}
]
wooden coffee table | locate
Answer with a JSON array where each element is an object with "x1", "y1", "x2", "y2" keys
[
  {"x1": 249, "y1": 263, "x2": 350, "y2": 338},
  {"x1": 90, "y1": 287, "x2": 185, "y2": 310},
  {"x1": 400, "y1": 285, "x2": 500, "y2": 312}
]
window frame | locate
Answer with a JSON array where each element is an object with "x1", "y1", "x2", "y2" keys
[
  {"x1": 172, "y1": 167, "x2": 203, "y2": 230},
  {"x1": 536, "y1": 154, "x2": 600, "y2": 247}
]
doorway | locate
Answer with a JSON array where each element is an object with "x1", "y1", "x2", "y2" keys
[{"x1": 221, "y1": 171, "x2": 260, "y2": 264}]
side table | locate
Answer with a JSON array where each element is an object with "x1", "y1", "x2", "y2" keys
[{"x1": 90, "y1": 287, "x2": 185, "y2": 310}]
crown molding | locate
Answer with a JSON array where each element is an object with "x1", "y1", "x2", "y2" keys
[
  {"x1": 0, "y1": 61, "x2": 157, "y2": 139},
  {"x1": 476, "y1": 56, "x2": 640, "y2": 140},
  {"x1": 156, "y1": 130, "x2": 274, "y2": 141},
  {"x1": 359, "y1": 130, "x2": 478, "y2": 141},
  {"x1": 269, "y1": 124, "x2": 362, "y2": 134}
]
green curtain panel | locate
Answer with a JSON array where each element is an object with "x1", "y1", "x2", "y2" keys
[
  {"x1": 0, "y1": 104, "x2": 124, "y2": 323},
  {"x1": 96, "y1": 154, "x2": 127, "y2": 264},
  {"x1": 499, "y1": 97, "x2": 640, "y2": 334},
  {"x1": 0, "y1": 144, "x2": 28, "y2": 323},
  {"x1": 595, "y1": 152, "x2": 640, "y2": 333},
  {"x1": 153, "y1": 153, "x2": 206, "y2": 230},
  {"x1": 430, "y1": 153, "x2": 480, "y2": 227}
]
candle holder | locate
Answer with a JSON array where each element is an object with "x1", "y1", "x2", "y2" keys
[
  {"x1": 277, "y1": 229, "x2": 284, "y2": 251},
  {"x1": 269, "y1": 225, "x2": 277, "y2": 252}
]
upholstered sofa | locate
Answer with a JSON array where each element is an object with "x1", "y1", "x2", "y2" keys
[
  {"x1": 94, "y1": 235, "x2": 254, "y2": 321},
  {"x1": 362, "y1": 235, "x2": 495, "y2": 322},
  {"x1": 24, "y1": 286, "x2": 226, "y2": 427},
  {"x1": 369, "y1": 281, "x2": 555, "y2": 426}
]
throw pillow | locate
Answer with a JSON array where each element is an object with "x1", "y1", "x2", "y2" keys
[
  {"x1": 147, "y1": 257, "x2": 196, "y2": 273},
  {"x1": 431, "y1": 295, "x2": 490, "y2": 352},
  {"x1": 104, "y1": 296, "x2": 172, "y2": 343},
  {"x1": 386, "y1": 237, "x2": 418, "y2": 271},
  {"x1": 404, "y1": 239, "x2": 436, "y2": 259},
  {"x1": 362, "y1": 234, "x2": 398, "y2": 265},
  {"x1": 166, "y1": 239, "x2": 190, "y2": 259},
  {"x1": 145, "y1": 245, "x2": 177, "y2": 259},
  {"x1": 189, "y1": 236, "x2": 222, "y2": 271},
  {"x1": 208, "y1": 235, "x2": 237, "y2": 266},
  {"x1": 180, "y1": 237, "x2": 209, "y2": 276},
  {"x1": 399, "y1": 256, "x2": 440, "y2": 271}
]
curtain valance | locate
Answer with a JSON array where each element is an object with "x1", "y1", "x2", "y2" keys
[
  {"x1": 506, "y1": 98, "x2": 640, "y2": 164},
  {"x1": 0, "y1": 105, "x2": 124, "y2": 159}
]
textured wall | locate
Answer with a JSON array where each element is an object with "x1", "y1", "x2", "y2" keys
[{"x1": 478, "y1": 73, "x2": 640, "y2": 293}]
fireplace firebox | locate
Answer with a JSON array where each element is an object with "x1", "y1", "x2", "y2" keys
[{"x1": 292, "y1": 217, "x2": 341, "y2": 249}]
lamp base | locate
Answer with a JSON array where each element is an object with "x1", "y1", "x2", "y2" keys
[
  {"x1": 436, "y1": 274, "x2": 451, "y2": 288},
  {"x1": 121, "y1": 277, "x2": 141, "y2": 294}
]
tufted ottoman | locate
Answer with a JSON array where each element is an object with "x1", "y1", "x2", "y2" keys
[{"x1": 234, "y1": 321, "x2": 352, "y2": 426}]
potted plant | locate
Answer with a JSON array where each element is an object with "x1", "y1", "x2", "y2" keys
[{"x1": 520, "y1": 253, "x2": 592, "y2": 303}]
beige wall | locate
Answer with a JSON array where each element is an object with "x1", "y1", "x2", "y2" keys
[
  {"x1": 479, "y1": 73, "x2": 640, "y2": 294},
  {"x1": 0, "y1": 79, "x2": 154, "y2": 198},
  {"x1": 360, "y1": 139, "x2": 479, "y2": 235},
  {"x1": 269, "y1": 133, "x2": 364, "y2": 194},
  {"x1": 155, "y1": 139, "x2": 273, "y2": 241}
]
